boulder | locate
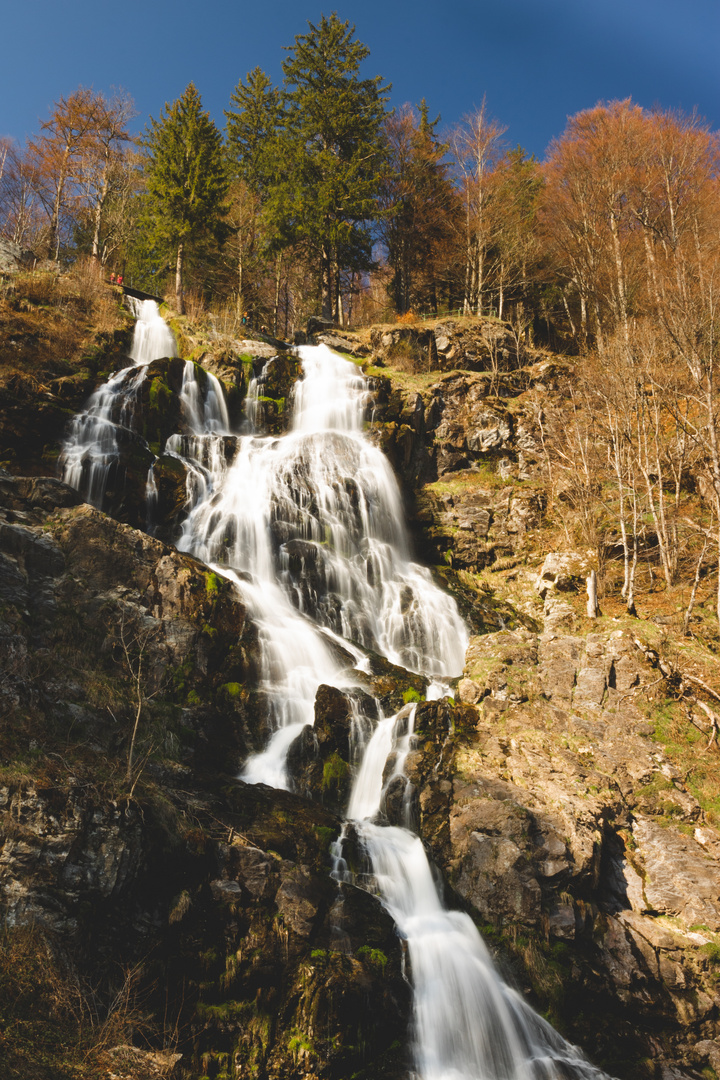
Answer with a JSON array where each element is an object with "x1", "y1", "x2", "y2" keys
[
  {"x1": 535, "y1": 551, "x2": 594, "y2": 598},
  {"x1": 0, "y1": 238, "x2": 34, "y2": 273},
  {"x1": 307, "y1": 315, "x2": 336, "y2": 336}
]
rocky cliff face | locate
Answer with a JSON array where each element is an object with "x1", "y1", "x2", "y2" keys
[
  {"x1": 0, "y1": 469, "x2": 411, "y2": 1080},
  {"x1": 309, "y1": 319, "x2": 720, "y2": 1078},
  {"x1": 3, "y1": 286, "x2": 720, "y2": 1080}
]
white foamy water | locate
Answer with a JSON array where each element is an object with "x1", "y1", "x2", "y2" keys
[
  {"x1": 60, "y1": 299, "x2": 229, "y2": 511},
  {"x1": 347, "y1": 710, "x2": 609, "y2": 1080},
  {"x1": 62, "y1": 304, "x2": 609, "y2": 1080},
  {"x1": 128, "y1": 297, "x2": 177, "y2": 364},
  {"x1": 60, "y1": 298, "x2": 176, "y2": 506},
  {"x1": 172, "y1": 342, "x2": 468, "y2": 785}
]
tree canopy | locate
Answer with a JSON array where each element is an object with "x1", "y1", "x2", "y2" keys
[
  {"x1": 271, "y1": 14, "x2": 390, "y2": 321},
  {"x1": 142, "y1": 82, "x2": 227, "y2": 313}
]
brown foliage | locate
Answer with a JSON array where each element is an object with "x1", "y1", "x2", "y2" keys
[{"x1": 539, "y1": 99, "x2": 720, "y2": 349}]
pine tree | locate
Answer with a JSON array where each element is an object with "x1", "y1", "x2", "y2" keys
[
  {"x1": 143, "y1": 83, "x2": 227, "y2": 313},
  {"x1": 273, "y1": 14, "x2": 390, "y2": 322},
  {"x1": 225, "y1": 67, "x2": 280, "y2": 195},
  {"x1": 224, "y1": 69, "x2": 282, "y2": 324}
]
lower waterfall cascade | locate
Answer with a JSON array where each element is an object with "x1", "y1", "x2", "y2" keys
[{"x1": 61, "y1": 299, "x2": 610, "y2": 1080}]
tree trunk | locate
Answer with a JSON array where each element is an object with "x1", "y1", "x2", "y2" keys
[
  {"x1": 332, "y1": 257, "x2": 342, "y2": 325},
  {"x1": 609, "y1": 209, "x2": 629, "y2": 345},
  {"x1": 176, "y1": 241, "x2": 185, "y2": 315},
  {"x1": 49, "y1": 148, "x2": 70, "y2": 260},
  {"x1": 91, "y1": 169, "x2": 109, "y2": 260},
  {"x1": 321, "y1": 240, "x2": 332, "y2": 321},
  {"x1": 586, "y1": 570, "x2": 599, "y2": 618},
  {"x1": 561, "y1": 287, "x2": 576, "y2": 337},
  {"x1": 475, "y1": 232, "x2": 484, "y2": 316},
  {"x1": 273, "y1": 256, "x2": 282, "y2": 337},
  {"x1": 236, "y1": 227, "x2": 244, "y2": 319},
  {"x1": 463, "y1": 203, "x2": 473, "y2": 315}
]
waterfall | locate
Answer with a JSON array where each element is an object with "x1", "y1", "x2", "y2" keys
[
  {"x1": 129, "y1": 297, "x2": 177, "y2": 364},
  {"x1": 173, "y1": 342, "x2": 468, "y2": 785},
  {"x1": 343, "y1": 712, "x2": 608, "y2": 1080},
  {"x1": 62, "y1": 303, "x2": 609, "y2": 1079},
  {"x1": 178, "y1": 358, "x2": 230, "y2": 435},
  {"x1": 60, "y1": 299, "x2": 229, "y2": 512},
  {"x1": 59, "y1": 298, "x2": 177, "y2": 507}
]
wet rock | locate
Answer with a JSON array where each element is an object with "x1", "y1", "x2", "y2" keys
[
  {"x1": 148, "y1": 451, "x2": 189, "y2": 541},
  {"x1": 276, "y1": 864, "x2": 322, "y2": 936},
  {"x1": 353, "y1": 650, "x2": 427, "y2": 713}
]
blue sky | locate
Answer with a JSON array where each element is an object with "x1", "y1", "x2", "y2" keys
[{"x1": 2, "y1": 0, "x2": 718, "y2": 157}]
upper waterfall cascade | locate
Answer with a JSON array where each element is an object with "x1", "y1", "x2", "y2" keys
[
  {"x1": 61, "y1": 304, "x2": 609, "y2": 1080},
  {"x1": 59, "y1": 298, "x2": 227, "y2": 510}
]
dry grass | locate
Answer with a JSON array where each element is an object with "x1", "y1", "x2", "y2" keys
[
  {"x1": 0, "y1": 924, "x2": 151, "y2": 1079},
  {"x1": 0, "y1": 261, "x2": 130, "y2": 388}
]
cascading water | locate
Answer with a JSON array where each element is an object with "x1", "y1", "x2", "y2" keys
[
  {"x1": 128, "y1": 297, "x2": 178, "y2": 365},
  {"x1": 59, "y1": 298, "x2": 177, "y2": 507},
  {"x1": 172, "y1": 342, "x2": 467, "y2": 786},
  {"x1": 60, "y1": 298, "x2": 229, "y2": 513},
  {"x1": 341, "y1": 711, "x2": 608, "y2": 1080},
  {"x1": 63, "y1": 304, "x2": 609, "y2": 1080}
]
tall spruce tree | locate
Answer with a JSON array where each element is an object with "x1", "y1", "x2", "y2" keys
[
  {"x1": 274, "y1": 14, "x2": 390, "y2": 322},
  {"x1": 143, "y1": 83, "x2": 227, "y2": 313},
  {"x1": 225, "y1": 67, "x2": 280, "y2": 194},
  {"x1": 224, "y1": 69, "x2": 281, "y2": 323}
]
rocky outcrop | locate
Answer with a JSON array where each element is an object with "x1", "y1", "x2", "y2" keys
[
  {"x1": 0, "y1": 773, "x2": 410, "y2": 1080},
  {"x1": 250, "y1": 351, "x2": 301, "y2": 434},
  {"x1": 369, "y1": 317, "x2": 529, "y2": 374},
  {"x1": 399, "y1": 609, "x2": 720, "y2": 1075},
  {"x1": 365, "y1": 361, "x2": 563, "y2": 528},
  {"x1": 0, "y1": 324, "x2": 134, "y2": 476},
  {"x1": 0, "y1": 471, "x2": 411, "y2": 1079},
  {"x1": 0, "y1": 238, "x2": 35, "y2": 273},
  {"x1": 413, "y1": 483, "x2": 546, "y2": 573}
]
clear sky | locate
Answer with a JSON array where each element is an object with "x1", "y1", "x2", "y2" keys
[{"x1": 2, "y1": 0, "x2": 718, "y2": 158}]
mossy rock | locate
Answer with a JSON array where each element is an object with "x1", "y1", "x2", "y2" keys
[{"x1": 353, "y1": 648, "x2": 428, "y2": 713}]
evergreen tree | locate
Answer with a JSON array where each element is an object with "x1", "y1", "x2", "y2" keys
[
  {"x1": 224, "y1": 69, "x2": 282, "y2": 325},
  {"x1": 225, "y1": 67, "x2": 280, "y2": 195},
  {"x1": 488, "y1": 146, "x2": 543, "y2": 327},
  {"x1": 142, "y1": 83, "x2": 227, "y2": 313},
  {"x1": 273, "y1": 14, "x2": 390, "y2": 322}
]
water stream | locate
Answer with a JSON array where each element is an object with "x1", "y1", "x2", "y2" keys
[
  {"x1": 59, "y1": 298, "x2": 177, "y2": 506},
  {"x1": 62, "y1": 303, "x2": 608, "y2": 1079},
  {"x1": 343, "y1": 710, "x2": 606, "y2": 1080}
]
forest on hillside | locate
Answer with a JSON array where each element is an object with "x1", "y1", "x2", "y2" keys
[
  {"x1": 2, "y1": 14, "x2": 720, "y2": 629},
  {"x1": 1, "y1": 15, "x2": 717, "y2": 346}
]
